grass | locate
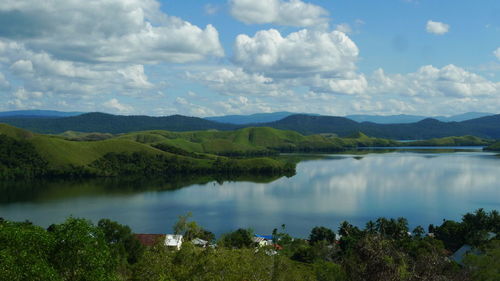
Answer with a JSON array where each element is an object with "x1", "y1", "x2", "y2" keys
[{"x1": 114, "y1": 127, "x2": 355, "y2": 154}]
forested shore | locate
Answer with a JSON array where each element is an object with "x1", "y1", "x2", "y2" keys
[{"x1": 1, "y1": 209, "x2": 499, "y2": 280}]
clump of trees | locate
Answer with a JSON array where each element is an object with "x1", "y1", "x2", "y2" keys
[
  {"x1": 0, "y1": 217, "x2": 143, "y2": 281},
  {"x1": 0, "y1": 135, "x2": 48, "y2": 179}
]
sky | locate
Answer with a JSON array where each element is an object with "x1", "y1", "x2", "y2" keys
[{"x1": 0, "y1": 0, "x2": 499, "y2": 117}]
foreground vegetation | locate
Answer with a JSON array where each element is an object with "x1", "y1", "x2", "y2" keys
[{"x1": 1, "y1": 209, "x2": 498, "y2": 280}]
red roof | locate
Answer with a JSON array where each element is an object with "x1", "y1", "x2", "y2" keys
[{"x1": 134, "y1": 234, "x2": 165, "y2": 247}]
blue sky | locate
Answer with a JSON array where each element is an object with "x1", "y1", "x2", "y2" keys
[{"x1": 0, "y1": 0, "x2": 499, "y2": 116}]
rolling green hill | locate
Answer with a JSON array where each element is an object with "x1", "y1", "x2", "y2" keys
[
  {"x1": 0, "y1": 125, "x2": 296, "y2": 180},
  {"x1": 114, "y1": 127, "x2": 400, "y2": 155},
  {"x1": 1, "y1": 123, "x2": 494, "y2": 180}
]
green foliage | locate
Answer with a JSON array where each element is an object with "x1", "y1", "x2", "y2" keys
[
  {"x1": 172, "y1": 212, "x2": 215, "y2": 242},
  {"x1": 435, "y1": 209, "x2": 500, "y2": 250},
  {"x1": 309, "y1": 226, "x2": 336, "y2": 244},
  {"x1": 90, "y1": 152, "x2": 199, "y2": 177},
  {"x1": 464, "y1": 240, "x2": 500, "y2": 280},
  {"x1": 97, "y1": 219, "x2": 144, "y2": 264},
  {"x1": 2, "y1": 208, "x2": 500, "y2": 281},
  {"x1": 219, "y1": 228, "x2": 254, "y2": 249},
  {"x1": 374, "y1": 217, "x2": 409, "y2": 239},
  {"x1": 133, "y1": 242, "x2": 316, "y2": 281},
  {"x1": 0, "y1": 220, "x2": 60, "y2": 281},
  {"x1": 49, "y1": 217, "x2": 117, "y2": 281},
  {"x1": 0, "y1": 134, "x2": 49, "y2": 179},
  {"x1": 313, "y1": 261, "x2": 347, "y2": 281}
]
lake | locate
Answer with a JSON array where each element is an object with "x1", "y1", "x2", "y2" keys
[{"x1": 1, "y1": 148, "x2": 500, "y2": 238}]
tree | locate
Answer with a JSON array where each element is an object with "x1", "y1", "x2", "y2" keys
[
  {"x1": 49, "y1": 217, "x2": 117, "y2": 281},
  {"x1": 412, "y1": 226, "x2": 425, "y2": 238},
  {"x1": 219, "y1": 228, "x2": 254, "y2": 248},
  {"x1": 0, "y1": 221, "x2": 60, "y2": 281},
  {"x1": 97, "y1": 219, "x2": 144, "y2": 264},
  {"x1": 172, "y1": 212, "x2": 214, "y2": 242},
  {"x1": 309, "y1": 226, "x2": 336, "y2": 244},
  {"x1": 314, "y1": 261, "x2": 347, "y2": 281},
  {"x1": 434, "y1": 220, "x2": 466, "y2": 251},
  {"x1": 365, "y1": 220, "x2": 376, "y2": 234},
  {"x1": 339, "y1": 221, "x2": 361, "y2": 237},
  {"x1": 464, "y1": 240, "x2": 500, "y2": 281}
]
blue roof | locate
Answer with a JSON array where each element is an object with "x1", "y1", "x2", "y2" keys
[
  {"x1": 255, "y1": 235, "x2": 273, "y2": 240},
  {"x1": 451, "y1": 245, "x2": 482, "y2": 265}
]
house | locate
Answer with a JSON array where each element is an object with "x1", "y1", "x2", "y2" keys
[
  {"x1": 450, "y1": 232, "x2": 497, "y2": 265},
  {"x1": 192, "y1": 238, "x2": 209, "y2": 247},
  {"x1": 165, "y1": 234, "x2": 183, "y2": 250},
  {"x1": 252, "y1": 235, "x2": 273, "y2": 247},
  {"x1": 450, "y1": 245, "x2": 481, "y2": 265},
  {"x1": 134, "y1": 233, "x2": 184, "y2": 250}
]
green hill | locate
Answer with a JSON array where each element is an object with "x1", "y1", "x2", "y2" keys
[
  {"x1": 114, "y1": 127, "x2": 397, "y2": 155},
  {"x1": 0, "y1": 125, "x2": 297, "y2": 180},
  {"x1": 484, "y1": 142, "x2": 500, "y2": 151},
  {"x1": 404, "y1": 136, "x2": 493, "y2": 147}
]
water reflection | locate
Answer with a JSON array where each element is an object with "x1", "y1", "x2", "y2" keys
[{"x1": 0, "y1": 151, "x2": 499, "y2": 238}]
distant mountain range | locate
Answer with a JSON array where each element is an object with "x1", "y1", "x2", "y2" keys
[
  {"x1": 0, "y1": 112, "x2": 238, "y2": 134},
  {"x1": 0, "y1": 110, "x2": 84, "y2": 118},
  {"x1": 0, "y1": 110, "x2": 493, "y2": 124},
  {"x1": 205, "y1": 111, "x2": 494, "y2": 124},
  {"x1": 346, "y1": 112, "x2": 494, "y2": 124},
  {"x1": 205, "y1": 112, "x2": 320, "y2": 124},
  {"x1": 262, "y1": 114, "x2": 500, "y2": 139},
  {"x1": 1, "y1": 110, "x2": 499, "y2": 139}
]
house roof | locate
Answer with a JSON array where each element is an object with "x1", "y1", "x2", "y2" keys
[
  {"x1": 255, "y1": 234, "x2": 273, "y2": 240},
  {"x1": 134, "y1": 234, "x2": 166, "y2": 247},
  {"x1": 252, "y1": 237, "x2": 266, "y2": 243},
  {"x1": 192, "y1": 238, "x2": 208, "y2": 246},
  {"x1": 451, "y1": 244, "x2": 482, "y2": 265}
]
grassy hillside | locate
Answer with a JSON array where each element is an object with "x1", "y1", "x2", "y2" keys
[
  {"x1": 114, "y1": 127, "x2": 398, "y2": 155},
  {"x1": 0, "y1": 124, "x2": 295, "y2": 179}
]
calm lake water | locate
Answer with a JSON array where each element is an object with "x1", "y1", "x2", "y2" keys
[{"x1": 1, "y1": 149, "x2": 500, "y2": 237}]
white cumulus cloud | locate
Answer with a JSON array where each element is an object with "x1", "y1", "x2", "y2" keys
[
  {"x1": 368, "y1": 65, "x2": 500, "y2": 97},
  {"x1": 188, "y1": 67, "x2": 290, "y2": 97},
  {"x1": 103, "y1": 98, "x2": 133, "y2": 113},
  {"x1": 234, "y1": 29, "x2": 359, "y2": 77},
  {"x1": 426, "y1": 20, "x2": 450, "y2": 35},
  {"x1": 0, "y1": 0, "x2": 224, "y2": 64},
  {"x1": 0, "y1": 41, "x2": 153, "y2": 97},
  {"x1": 229, "y1": 0, "x2": 329, "y2": 27}
]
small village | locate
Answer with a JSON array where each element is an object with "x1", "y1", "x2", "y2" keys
[{"x1": 133, "y1": 229, "x2": 497, "y2": 264}]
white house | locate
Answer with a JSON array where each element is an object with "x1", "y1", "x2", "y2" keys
[
  {"x1": 165, "y1": 234, "x2": 183, "y2": 250},
  {"x1": 191, "y1": 238, "x2": 209, "y2": 247},
  {"x1": 252, "y1": 236, "x2": 273, "y2": 247}
]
